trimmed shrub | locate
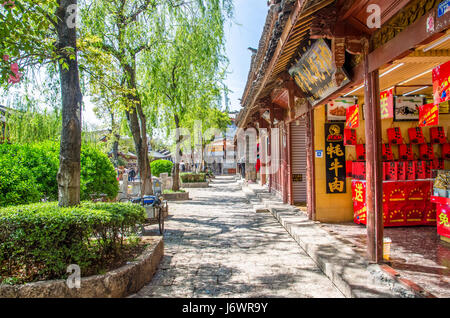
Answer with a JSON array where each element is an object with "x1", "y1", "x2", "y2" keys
[
  {"x1": 80, "y1": 146, "x2": 119, "y2": 201},
  {"x1": 0, "y1": 202, "x2": 146, "y2": 283},
  {"x1": 151, "y1": 159, "x2": 173, "y2": 177},
  {"x1": 180, "y1": 172, "x2": 206, "y2": 183},
  {"x1": 0, "y1": 142, "x2": 119, "y2": 207}
]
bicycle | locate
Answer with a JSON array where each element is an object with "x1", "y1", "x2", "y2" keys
[{"x1": 118, "y1": 181, "x2": 167, "y2": 235}]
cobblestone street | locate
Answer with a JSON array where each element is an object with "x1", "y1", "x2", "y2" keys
[{"x1": 132, "y1": 176, "x2": 344, "y2": 298}]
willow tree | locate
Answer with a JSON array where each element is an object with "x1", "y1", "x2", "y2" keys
[
  {"x1": 79, "y1": 0, "x2": 171, "y2": 195},
  {"x1": 145, "y1": 0, "x2": 232, "y2": 191},
  {"x1": 1, "y1": 0, "x2": 84, "y2": 206}
]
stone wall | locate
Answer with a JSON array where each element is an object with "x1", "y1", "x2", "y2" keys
[{"x1": 0, "y1": 237, "x2": 164, "y2": 298}]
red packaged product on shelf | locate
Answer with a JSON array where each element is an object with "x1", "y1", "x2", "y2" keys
[
  {"x1": 356, "y1": 144, "x2": 366, "y2": 161},
  {"x1": 344, "y1": 129, "x2": 357, "y2": 146},
  {"x1": 408, "y1": 127, "x2": 426, "y2": 144},
  {"x1": 399, "y1": 144, "x2": 414, "y2": 160},
  {"x1": 382, "y1": 144, "x2": 394, "y2": 161},
  {"x1": 384, "y1": 162, "x2": 398, "y2": 181},
  {"x1": 415, "y1": 161, "x2": 427, "y2": 179},
  {"x1": 352, "y1": 161, "x2": 366, "y2": 180},
  {"x1": 442, "y1": 143, "x2": 450, "y2": 160},
  {"x1": 419, "y1": 143, "x2": 435, "y2": 160},
  {"x1": 406, "y1": 161, "x2": 416, "y2": 180},
  {"x1": 387, "y1": 127, "x2": 403, "y2": 145},
  {"x1": 397, "y1": 161, "x2": 406, "y2": 180},
  {"x1": 430, "y1": 126, "x2": 446, "y2": 144}
]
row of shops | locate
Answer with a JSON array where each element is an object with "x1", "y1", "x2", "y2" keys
[{"x1": 236, "y1": 0, "x2": 450, "y2": 263}]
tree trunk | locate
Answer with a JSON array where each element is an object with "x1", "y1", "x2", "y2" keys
[
  {"x1": 124, "y1": 63, "x2": 153, "y2": 196},
  {"x1": 56, "y1": 0, "x2": 82, "y2": 207},
  {"x1": 111, "y1": 112, "x2": 120, "y2": 167},
  {"x1": 172, "y1": 114, "x2": 181, "y2": 191}
]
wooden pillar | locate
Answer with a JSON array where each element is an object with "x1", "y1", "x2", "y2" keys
[
  {"x1": 269, "y1": 105, "x2": 274, "y2": 193},
  {"x1": 363, "y1": 53, "x2": 384, "y2": 263},
  {"x1": 306, "y1": 104, "x2": 316, "y2": 220}
]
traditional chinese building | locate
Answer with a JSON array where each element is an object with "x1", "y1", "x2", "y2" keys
[{"x1": 237, "y1": 0, "x2": 450, "y2": 262}]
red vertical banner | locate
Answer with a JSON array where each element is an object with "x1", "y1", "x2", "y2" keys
[
  {"x1": 419, "y1": 103, "x2": 439, "y2": 127},
  {"x1": 380, "y1": 88, "x2": 394, "y2": 119},
  {"x1": 433, "y1": 60, "x2": 450, "y2": 105},
  {"x1": 345, "y1": 104, "x2": 359, "y2": 128}
]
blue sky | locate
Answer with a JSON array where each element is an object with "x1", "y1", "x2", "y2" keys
[{"x1": 224, "y1": 0, "x2": 268, "y2": 112}]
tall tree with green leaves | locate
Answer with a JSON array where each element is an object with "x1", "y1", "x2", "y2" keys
[
  {"x1": 145, "y1": 0, "x2": 232, "y2": 190},
  {"x1": 1, "y1": 0, "x2": 84, "y2": 206},
  {"x1": 79, "y1": 0, "x2": 169, "y2": 195}
]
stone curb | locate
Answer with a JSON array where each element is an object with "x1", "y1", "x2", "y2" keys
[
  {"x1": 181, "y1": 182, "x2": 209, "y2": 188},
  {"x1": 0, "y1": 237, "x2": 164, "y2": 298},
  {"x1": 163, "y1": 192, "x2": 190, "y2": 201},
  {"x1": 239, "y1": 182, "x2": 430, "y2": 298}
]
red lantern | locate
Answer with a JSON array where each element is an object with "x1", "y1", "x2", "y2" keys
[
  {"x1": 387, "y1": 127, "x2": 403, "y2": 145},
  {"x1": 344, "y1": 129, "x2": 357, "y2": 146},
  {"x1": 430, "y1": 126, "x2": 446, "y2": 144},
  {"x1": 398, "y1": 144, "x2": 414, "y2": 160},
  {"x1": 408, "y1": 127, "x2": 426, "y2": 144},
  {"x1": 419, "y1": 143, "x2": 435, "y2": 160}
]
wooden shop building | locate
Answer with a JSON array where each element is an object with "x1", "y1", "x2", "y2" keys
[{"x1": 236, "y1": 0, "x2": 450, "y2": 262}]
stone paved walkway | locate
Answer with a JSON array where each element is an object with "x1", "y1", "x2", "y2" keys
[{"x1": 131, "y1": 176, "x2": 344, "y2": 298}]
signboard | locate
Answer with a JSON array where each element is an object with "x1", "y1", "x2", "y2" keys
[
  {"x1": 419, "y1": 103, "x2": 439, "y2": 127},
  {"x1": 326, "y1": 97, "x2": 356, "y2": 121},
  {"x1": 293, "y1": 174, "x2": 303, "y2": 182},
  {"x1": 438, "y1": 0, "x2": 450, "y2": 18},
  {"x1": 433, "y1": 60, "x2": 450, "y2": 105},
  {"x1": 394, "y1": 96, "x2": 424, "y2": 121},
  {"x1": 345, "y1": 104, "x2": 359, "y2": 128},
  {"x1": 380, "y1": 89, "x2": 394, "y2": 119},
  {"x1": 289, "y1": 39, "x2": 351, "y2": 106},
  {"x1": 325, "y1": 123, "x2": 346, "y2": 194}
]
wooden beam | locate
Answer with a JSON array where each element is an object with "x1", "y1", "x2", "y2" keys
[{"x1": 369, "y1": 8, "x2": 450, "y2": 73}]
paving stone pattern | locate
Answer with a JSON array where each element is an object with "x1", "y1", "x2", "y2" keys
[{"x1": 131, "y1": 177, "x2": 344, "y2": 298}]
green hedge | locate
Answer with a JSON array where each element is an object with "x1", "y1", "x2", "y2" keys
[
  {"x1": 0, "y1": 142, "x2": 119, "y2": 207},
  {"x1": 0, "y1": 202, "x2": 146, "y2": 283},
  {"x1": 180, "y1": 172, "x2": 206, "y2": 183},
  {"x1": 150, "y1": 159, "x2": 173, "y2": 177}
]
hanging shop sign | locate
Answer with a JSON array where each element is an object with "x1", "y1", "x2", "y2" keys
[
  {"x1": 380, "y1": 89, "x2": 394, "y2": 119},
  {"x1": 289, "y1": 39, "x2": 351, "y2": 107},
  {"x1": 345, "y1": 104, "x2": 359, "y2": 128},
  {"x1": 394, "y1": 96, "x2": 424, "y2": 121},
  {"x1": 325, "y1": 123, "x2": 346, "y2": 194},
  {"x1": 433, "y1": 60, "x2": 450, "y2": 104},
  {"x1": 326, "y1": 97, "x2": 356, "y2": 121},
  {"x1": 419, "y1": 103, "x2": 439, "y2": 127},
  {"x1": 438, "y1": 0, "x2": 450, "y2": 18}
]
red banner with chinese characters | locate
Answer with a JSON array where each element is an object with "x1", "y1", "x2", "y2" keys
[
  {"x1": 433, "y1": 60, "x2": 450, "y2": 105},
  {"x1": 419, "y1": 103, "x2": 439, "y2": 127},
  {"x1": 352, "y1": 181, "x2": 434, "y2": 227},
  {"x1": 380, "y1": 89, "x2": 394, "y2": 119},
  {"x1": 345, "y1": 104, "x2": 359, "y2": 128}
]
